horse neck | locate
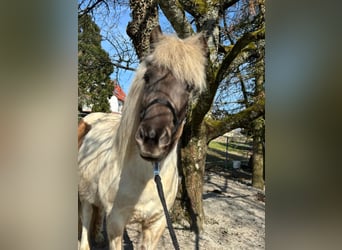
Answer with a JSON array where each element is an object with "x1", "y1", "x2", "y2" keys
[
  {"x1": 159, "y1": 143, "x2": 178, "y2": 176},
  {"x1": 127, "y1": 142, "x2": 179, "y2": 183}
]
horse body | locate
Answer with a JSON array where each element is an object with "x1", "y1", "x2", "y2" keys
[
  {"x1": 78, "y1": 26, "x2": 207, "y2": 250},
  {"x1": 79, "y1": 112, "x2": 179, "y2": 249}
]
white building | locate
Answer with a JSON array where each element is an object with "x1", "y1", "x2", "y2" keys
[
  {"x1": 109, "y1": 80, "x2": 125, "y2": 113},
  {"x1": 81, "y1": 80, "x2": 126, "y2": 113}
]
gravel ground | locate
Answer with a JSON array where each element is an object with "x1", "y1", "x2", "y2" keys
[
  {"x1": 108, "y1": 166, "x2": 265, "y2": 250},
  {"x1": 149, "y1": 167, "x2": 265, "y2": 249}
]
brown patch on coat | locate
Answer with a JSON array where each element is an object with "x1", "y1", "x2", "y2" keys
[{"x1": 78, "y1": 119, "x2": 91, "y2": 149}]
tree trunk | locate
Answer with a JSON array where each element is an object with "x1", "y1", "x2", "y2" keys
[
  {"x1": 251, "y1": 117, "x2": 265, "y2": 189},
  {"x1": 181, "y1": 136, "x2": 207, "y2": 231},
  {"x1": 251, "y1": 41, "x2": 265, "y2": 189},
  {"x1": 126, "y1": 0, "x2": 159, "y2": 59},
  {"x1": 126, "y1": 0, "x2": 266, "y2": 233},
  {"x1": 172, "y1": 123, "x2": 208, "y2": 232}
]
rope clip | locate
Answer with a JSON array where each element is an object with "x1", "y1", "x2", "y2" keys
[{"x1": 153, "y1": 162, "x2": 160, "y2": 176}]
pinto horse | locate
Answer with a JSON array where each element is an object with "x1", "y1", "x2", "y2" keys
[{"x1": 78, "y1": 26, "x2": 207, "y2": 250}]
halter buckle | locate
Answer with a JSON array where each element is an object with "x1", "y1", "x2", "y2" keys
[{"x1": 153, "y1": 162, "x2": 160, "y2": 176}]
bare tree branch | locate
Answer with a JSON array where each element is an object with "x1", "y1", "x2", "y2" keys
[
  {"x1": 110, "y1": 62, "x2": 136, "y2": 71},
  {"x1": 178, "y1": 0, "x2": 201, "y2": 19},
  {"x1": 205, "y1": 95, "x2": 264, "y2": 142},
  {"x1": 126, "y1": 0, "x2": 159, "y2": 59},
  {"x1": 159, "y1": 0, "x2": 194, "y2": 38},
  {"x1": 238, "y1": 71, "x2": 250, "y2": 108},
  {"x1": 222, "y1": 0, "x2": 240, "y2": 11},
  {"x1": 78, "y1": 0, "x2": 107, "y2": 17},
  {"x1": 215, "y1": 26, "x2": 265, "y2": 86}
]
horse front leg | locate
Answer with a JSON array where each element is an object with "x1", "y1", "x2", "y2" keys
[
  {"x1": 79, "y1": 201, "x2": 93, "y2": 250},
  {"x1": 106, "y1": 210, "x2": 126, "y2": 250},
  {"x1": 140, "y1": 215, "x2": 167, "y2": 250},
  {"x1": 91, "y1": 205, "x2": 106, "y2": 248}
]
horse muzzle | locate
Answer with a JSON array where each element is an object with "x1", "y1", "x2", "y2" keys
[{"x1": 135, "y1": 125, "x2": 172, "y2": 162}]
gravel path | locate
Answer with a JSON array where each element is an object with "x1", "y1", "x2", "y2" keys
[
  {"x1": 124, "y1": 167, "x2": 265, "y2": 249},
  {"x1": 82, "y1": 166, "x2": 265, "y2": 250}
]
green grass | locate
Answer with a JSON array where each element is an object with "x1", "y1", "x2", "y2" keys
[
  {"x1": 209, "y1": 140, "x2": 251, "y2": 154},
  {"x1": 208, "y1": 141, "x2": 227, "y2": 152},
  {"x1": 208, "y1": 138, "x2": 252, "y2": 164}
]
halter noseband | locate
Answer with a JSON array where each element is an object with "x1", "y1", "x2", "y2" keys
[{"x1": 140, "y1": 98, "x2": 186, "y2": 135}]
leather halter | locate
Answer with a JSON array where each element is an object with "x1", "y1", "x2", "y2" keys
[{"x1": 140, "y1": 98, "x2": 186, "y2": 135}]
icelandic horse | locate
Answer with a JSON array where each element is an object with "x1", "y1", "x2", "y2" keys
[{"x1": 78, "y1": 26, "x2": 207, "y2": 250}]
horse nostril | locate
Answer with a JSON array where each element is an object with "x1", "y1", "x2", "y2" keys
[
  {"x1": 136, "y1": 127, "x2": 145, "y2": 143},
  {"x1": 136, "y1": 126, "x2": 170, "y2": 148},
  {"x1": 136, "y1": 127, "x2": 157, "y2": 143},
  {"x1": 159, "y1": 130, "x2": 171, "y2": 147}
]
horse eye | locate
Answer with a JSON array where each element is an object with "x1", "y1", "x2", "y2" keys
[
  {"x1": 186, "y1": 83, "x2": 194, "y2": 92},
  {"x1": 143, "y1": 73, "x2": 150, "y2": 83}
]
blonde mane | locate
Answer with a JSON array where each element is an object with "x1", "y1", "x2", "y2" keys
[
  {"x1": 114, "y1": 63, "x2": 146, "y2": 165},
  {"x1": 115, "y1": 33, "x2": 207, "y2": 165},
  {"x1": 148, "y1": 33, "x2": 207, "y2": 92}
]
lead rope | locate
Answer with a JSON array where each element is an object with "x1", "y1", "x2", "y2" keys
[{"x1": 154, "y1": 162, "x2": 180, "y2": 250}]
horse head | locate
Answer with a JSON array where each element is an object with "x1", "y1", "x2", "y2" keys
[{"x1": 135, "y1": 26, "x2": 207, "y2": 162}]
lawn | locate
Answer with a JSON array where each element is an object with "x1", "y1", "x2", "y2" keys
[{"x1": 207, "y1": 136, "x2": 252, "y2": 170}]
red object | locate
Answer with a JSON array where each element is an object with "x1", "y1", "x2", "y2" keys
[{"x1": 114, "y1": 83, "x2": 126, "y2": 102}]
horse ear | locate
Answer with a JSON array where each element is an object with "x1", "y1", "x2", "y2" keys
[
  {"x1": 198, "y1": 33, "x2": 209, "y2": 55},
  {"x1": 150, "y1": 25, "x2": 163, "y2": 46}
]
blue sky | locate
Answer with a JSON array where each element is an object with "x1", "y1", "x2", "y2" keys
[
  {"x1": 81, "y1": 1, "x2": 254, "y2": 115},
  {"x1": 97, "y1": 7, "x2": 134, "y2": 94},
  {"x1": 92, "y1": 6, "x2": 247, "y2": 114},
  {"x1": 95, "y1": 6, "x2": 173, "y2": 94}
]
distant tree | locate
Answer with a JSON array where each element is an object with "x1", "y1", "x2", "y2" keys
[{"x1": 78, "y1": 13, "x2": 114, "y2": 112}]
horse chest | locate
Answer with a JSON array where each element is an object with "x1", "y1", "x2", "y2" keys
[
  {"x1": 131, "y1": 199, "x2": 163, "y2": 223},
  {"x1": 133, "y1": 170, "x2": 179, "y2": 222}
]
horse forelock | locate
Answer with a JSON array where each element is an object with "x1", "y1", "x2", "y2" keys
[
  {"x1": 147, "y1": 33, "x2": 207, "y2": 93},
  {"x1": 115, "y1": 62, "x2": 147, "y2": 164}
]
